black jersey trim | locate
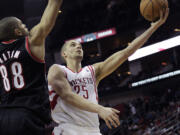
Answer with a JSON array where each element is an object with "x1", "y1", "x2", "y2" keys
[{"x1": 25, "y1": 37, "x2": 45, "y2": 63}]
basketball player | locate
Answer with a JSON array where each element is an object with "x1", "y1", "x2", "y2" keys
[
  {"x1": 48, "y1": 7, "x2": 169, "y2": 135},
  {"x1": 0, "y1": 0, "x2": 63, "y2": 135}
]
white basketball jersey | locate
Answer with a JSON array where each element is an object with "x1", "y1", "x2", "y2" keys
[{"x1": 49, "y1": 65, "x2": 99, "y2": 128}]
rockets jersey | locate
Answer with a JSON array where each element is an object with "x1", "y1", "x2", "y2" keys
[
  {"x1": 49, "y1": 65, "x2": 100, "y2": 128},
  {"x1": 0, "y1": 37, "x2": 52, "y2": 123}
]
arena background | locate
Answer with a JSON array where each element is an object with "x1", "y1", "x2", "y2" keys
[{"x1": 0, "y1": 0, "x2": 180, "y2": 134}]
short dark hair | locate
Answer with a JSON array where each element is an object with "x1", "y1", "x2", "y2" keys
[{"x1": 0, "y1": 17, "x2": 20, "y2": 41}]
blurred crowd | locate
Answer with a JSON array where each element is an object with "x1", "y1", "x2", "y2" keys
[{"x1": 100, "y1": 88, "x2": 180, "y2": 135}]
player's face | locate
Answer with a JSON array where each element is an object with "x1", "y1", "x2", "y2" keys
[
  {"x1": 16, "y1": 18, "x2": 29, "y2": 36},
  {"x1": 65, "y1": 40, "x2": 83, "y2": 61}
]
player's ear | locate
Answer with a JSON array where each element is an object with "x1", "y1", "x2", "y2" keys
[
  {"x1": 14, "y1": 28, "x2": 23, "y2": 36},
  {"x1": 61, "y1": 51, "x2": 67, "y2": 60},
  {"x1": 63, "y1": 51, "x2": 68, "y2": 57}
]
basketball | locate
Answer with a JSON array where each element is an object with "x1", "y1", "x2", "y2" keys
[{"x1": 140, "y1": 0, "x2": 168, "y2": 22}]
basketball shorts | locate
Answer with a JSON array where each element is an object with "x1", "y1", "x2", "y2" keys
[
  {"x1": 53, "y1": 123, "x2": 102, "y2": 135},
  {"x1": 0, "y1": 108, "x2": 53, "y2": 135}
]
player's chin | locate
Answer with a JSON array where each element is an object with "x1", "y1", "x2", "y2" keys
[
  {"x1": 24, "y1": 30, "x2": 29, "y2": 36},
  {"x1": 76, "y1": 55, "x2": 83, "y2": 60}
]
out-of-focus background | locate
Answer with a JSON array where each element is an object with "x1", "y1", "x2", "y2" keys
[{"x1": 1, "y1": 0, "x2": 180, "y2": 134}]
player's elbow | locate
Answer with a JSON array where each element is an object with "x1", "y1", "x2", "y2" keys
[
  {"x1": 49, "y1": 81, "x2": 73, "y2": 101},
  {"x1": 61, "y1": 92, "x2": 75, "y2": 103},
  {"x1": 48, "y1": 76, "x2": 56, "y2": 87},
  {"x1": 49, "y1": 81, "x2": 72, "y2": 101}
]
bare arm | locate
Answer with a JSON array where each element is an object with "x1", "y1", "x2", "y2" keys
[
  {"x1": 48, "y1": 64, "x2": 107, "y2": 113},
  {"x1": 28, "y1": 0, "x2": 63, "y2": 60},
  {"x1": 94, "y1": 8, "x2": 169, "y2": 83},
  {"x1": 48, "y1": 64, "x2": 120, "y2": 129}
]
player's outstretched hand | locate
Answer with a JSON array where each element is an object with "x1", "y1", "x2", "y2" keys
[
  {"x1": 151, "y1": 6, "x2": 169, "y2": 27},
  {"x1": 98, "y1": 107, "x2": 120, "y2": 129}
]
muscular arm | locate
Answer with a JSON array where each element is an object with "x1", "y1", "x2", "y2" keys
[
  {"x1": 48, "y1": 64, "x2": 120, "y2": 129},
  {"x1": 48, "y1": 64, "x2": 104, "y2": 113},
  {"x1": 94, "y1": 8, "x2": 169, "y2": 83},
  {"x1": 28, "y1": 0, "x2": 63, "y2": 60}
]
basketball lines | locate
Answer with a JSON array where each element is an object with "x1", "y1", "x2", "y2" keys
[
  {"x1": 151, "y1": 0, "x2": 155, "y2": 22},
  {"x1": 142, "y1": 0, "x2": 152, "y2": 20}
]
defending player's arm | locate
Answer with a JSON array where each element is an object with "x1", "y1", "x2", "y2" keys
[
  {"x1": 28, "y1": 0, "x2": 63, "y2": 60},
  {"x1": 48, "y1": 64, "x2": 120, "y2": 129},
  {"x1": 93, "y1": 8, "x2": 169, "y2": 83}
]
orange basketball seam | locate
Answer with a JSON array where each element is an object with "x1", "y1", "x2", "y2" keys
[
  {"x1": 151, "y1": 0, "x2": 154, "y2": 22},
  {"x1": 156, "y1": 0, "x2": 160, "y2": 7},
  {"x1": 156, "y1": 0, "x2": 162, "y2": 10},
  {"x1": 142, "y1": 0, "x2": 152, "y2": 20}
]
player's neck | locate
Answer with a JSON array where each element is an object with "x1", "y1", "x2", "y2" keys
[{"x1": 66, "y1": 60, "x2": 82, "y2": 73}]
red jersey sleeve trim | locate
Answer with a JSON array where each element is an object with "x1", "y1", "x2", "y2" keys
[
  {"x1": 25, "y1": 37, "x2": 45, "y2": 63},
  {"x1": 89, "y1": 65, "x2": 96, "y2": 82},
  {"x1": 2, "y1": 40, "x2": 17, "y2": 44},
  {"x1": 88, "y1": 66, "x2": 98, "y2": 102}
]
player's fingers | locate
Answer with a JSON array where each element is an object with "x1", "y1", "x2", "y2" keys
[
  {"x1": 163, "y1": 0, "x2": 168, "y2": 8},
  {"x1": 112, "y1": 112, "x2": 119, "y2": 119},
  {"x1": 161, "y1": 1, "x2": 169, "y2": 18},
  {"x1": 159, "y1": 9, "x2": 164, "y2": 19},
  {"x1": 111, "y1": 115, "x2": 120, "y2": 126},
  {"x1": 165, "y1": 8, "x2": 169, "y2": 18},
  {"x1": 108, "y1": 117, "x2": 118, "y2": 128},
  {"x1": 105, "y1": 120, "x2": 112, "y2": 129},
  {"x1": 159, "y1": 0, "x2": 168, "y2": 9},
  {"x1": 161, "y1": 8, "x2": 169, "y2": 22},
  {"x1": 112, "y1": 108, "x2": 120, "y2": 114}
]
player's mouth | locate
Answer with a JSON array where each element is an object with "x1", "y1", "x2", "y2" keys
[{"x1": 76, "y1": 50, "x2": 81, "y2": 53}]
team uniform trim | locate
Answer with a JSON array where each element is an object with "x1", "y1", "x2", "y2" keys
[{"x1": 25, "y1": 37, "x2": 45, "y2": 63}]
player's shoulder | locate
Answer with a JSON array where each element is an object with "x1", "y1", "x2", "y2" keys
[
  {"x1": 50, "y1": 64, "x2": 65, "y2": 69},
  {"x1": 48, "y1": 64, "x2": 65, "y2": 75},
  {"x1": 48, "y1": 64, "x2": 67, "y2": 81},
  {"x1": 84, "y1": 65, "x2": 95, "y2": 71},
  {"x1": 84, "y1": 65, "x2": 93, "y2": 68}
]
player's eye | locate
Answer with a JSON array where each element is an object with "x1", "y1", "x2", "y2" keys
[{"x1": 71, "y1": 43, "x2": 76, "y2": 47}]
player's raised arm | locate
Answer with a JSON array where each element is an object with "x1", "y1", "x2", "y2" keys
[
  {"x1": 48, "y1": 64, "x2": 120, "y2": 129},
  {"x1": 29, "y1": 0, "x2": 62, "y2": 44},
  {"x1": 28, "y1": 0, "x2": 63, "y2": 61},
  {"x1": 93, "y1": 7, "x2": 169, "y2": 83}
]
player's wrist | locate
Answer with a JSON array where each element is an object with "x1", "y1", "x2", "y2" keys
[
  {"x1": 96, "y1": 105, "x2": 105, "y2": 114},
  {"x1": 150, "y1": 22, "x2": 161, "y2": 30}
]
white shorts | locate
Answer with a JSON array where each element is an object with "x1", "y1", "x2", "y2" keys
[{"x1": 53, "y1": 123, "x2": 102, "y2": 135}]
